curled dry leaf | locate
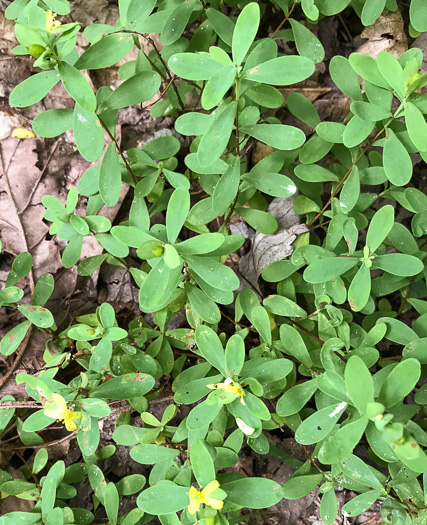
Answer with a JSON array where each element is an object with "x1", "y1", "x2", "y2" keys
[{"x1": 230, "y1": 197, "x2": 308, "y2": 294}]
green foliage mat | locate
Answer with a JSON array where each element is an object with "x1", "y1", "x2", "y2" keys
[{"x1": 2, "y1": 0, "x2": 427, "y2": 523}]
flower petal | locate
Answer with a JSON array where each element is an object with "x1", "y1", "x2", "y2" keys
[
  {"x1": 187, "y1": 500, "x2": 200, "y2": 515},
  {"x1": 202, "y1": 480, "x2": 220, "y2": 495},
  {"x1": 204, "y1": 497, "x2": 224, "y2": 510},
  {"x1": 44, "y1": 409, "x2": 60, "y2": 419}
]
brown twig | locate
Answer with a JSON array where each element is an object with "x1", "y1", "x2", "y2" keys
[
  {"x1": 396, "y1": 275, "x2": 417, "y2": 316},
  {"x1": 270, "y1": 2, "x2": 296, "y2": 39},
  {"x1": 0, "y1": 141, "x2": 35, "y2": 294},
  {"x1": 0, "y1": 141, "x2": 37, "y2": 390},
  {"x1": 361, "y1": 511, "x2": 382, "y2": 525},
  {"x1": 307, "y1": 120, "x2": 392, "y2": 228},
  {"x1": 98, "y1": 117, "x2": 137, "y2": 187}
]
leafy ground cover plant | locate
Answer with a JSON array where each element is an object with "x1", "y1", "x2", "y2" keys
[{"x1": 1, "y1": 0, "x2": 427, "y2": 523}]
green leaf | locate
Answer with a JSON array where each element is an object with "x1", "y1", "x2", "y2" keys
[
  {"x1": 99, "y1": 142, "x2": 122, "y2": 207},
  {"x1": 383, "y1": 129, "x2": 412, "y2": 186},
  {"x1": 282, "y1": 474, "x2": 323, "y2": 499},
  {"x1": 350, "y1": 101, "x2": 391, "y2": 121},
  {"x1": 166, "y1": 187, "x2": 190, "y2": 244},
  {"x1": 366, "y1": 204, "x2": 394, "y2": 252},
  {"x1": 137, "y1": 481, "x2": 189, "y2": 515},
  {"x1": 340, "y1": 166, "x2": 360, "y2": 212},
  {"x1": 320, "y1": 488, "x2": 338, "y2": 525},
  {"x1": 318, "y1": 417, "x2": 368, "y2": 464},
  {"x1": 161, "y1": 2, "x2": 193, "y2": 46},
  {"x1": 225, "y1": 334, "x2": 245, "y2": 377},
  {"x1": 206, "y1": 8, "x2": 234, "y2": 45},
  {"x1": 6, "y1": 252, "x2": 33, "y2": 286},
  {"x1": 329, "y1": 55, "x2": 363, "y2": 101},
  {"x1": 410, "y1": 0, "x2": 427, "y2": 32},
  {"x1": 221, "y1": 478, "x2": 283, "y2": 508},
  {"x1": 405, "y1": 101, "x2": 427, "y2": 152},
  {"x1": 348, "y1": 264, "x2": 371, "y2": 312},
  {"x1": 131, "y1": 443, "x2": 179, "y2": 464},
  {"x1": 41, "y1": 460, "x2": 65, "y2": 520},
  {"x1": 102, "y1": 72, "x2": 161, "y2": 111},
  {"x1": 73, "y1": 103, "x2": 104, "y2": 162},
  {"x1": 377, "y1": 358, "x2": 421, "y2": 408},
  {"x1": 289, "y1": 18, "x2": 324, "y2": 64},
  {"x1": 287, "y1": 92, "x2": 321, "y2": 127},
  {"x1": 246, "y1": 84, "x2": 284, "y2": 108},
  {"x1": 190, "y1": 440, "x2": 215, "y2": 487},
  {"x1": 169, "y1": 53, "x2": 223, "y2": 81},
  {"x1": 195, "y1": 325, "x2": 226, "y2": 374},
  {"x1": 18, "y1": 305, "x2": 54, "y2": 328},
  {"x1": 235, "y1": 207, "x2": 278, "y2": 234},
  {"x1": 10, "y1": 70, "x2": 60, "y2": 108},
  {"x1": 265, "y1": 295, "x2": 306, "y2": 319},
  {"x1": 212, "y1": 157, "x2": 240, "y2": 214},
  {"x1": 33, "y1": 109, "x2": 73, "y2": 138},
  {"x1": 89, "y1": 373, "x2": 155, "y2": 400},
  {"x1": 403, "y1": 338, "x2": 427, "y2": 364},
  {"x1": 197, "y1": 101, "x2": 237, "y2": 168},
  {"x1": 243, "y1": 56, "x2": 315, "y2": 85},
  {"x1": 58, "y1": 62, "x2": 96, "y2": 113},
  {"x1": 202, "y1": 66, "x2": 236, "y2": 110},
  {"x1": 32, "y1": 274, "x2": 54, "y2": 307},
  {"x1": 340, "y1": 454, "x2": 384, "y2": 490},
  {"x1": 139, "y1": 259, "x2": 182, "y2": 312},
  {"x1": 33, "y1": 448, "x2": 49, "y2": 474},
  {"x1": 241, "y1": 124, "x2": 305, "y2": 150},
  {"x1": 376, "y1": 51, "x2": 405, "y2": 99},
  {"x1": 105, "y1": 483, "x2": 119, "y2": 525},
  {"x1": 372, "y1": 253, "x2": 423, "y2": 276},
  {"x1": 232, "y1": 2, "x2": 260, "y2": 66},
  {"x1": 277, "y1": 380, "x2": 317, "y2": 417},
  {"x1": 361, "y1": 0, "x2": 386, "y2": 26},
  {"x1": 78, "y1": 398, "x2": 111, "y2": 417},
  {"x1": 279, "y1": 324, "x2": 312, "y2": 368},
  {"x1": 187, "y1": 400, "x2": 222, "y2": 430},
  {"x1": 251, "y1": 305, "x2": 272, "y2": 345},
  {"x1": 304, "y1": 257, "x2": 358, "y2": 284},
  {"x1": 349, "y1": 53, "x2": 389, "y2": 89},
  {"x1": 343, "y1": 116, "x2": 374, "y2": 148},
  {"x1": 243, "y1": 172, "x2": 297, "y2": 198},
  {"x1": 185, "y1": 284, "x2": 221, "y2": 324},
  {"x1": 186, "y1": 255, "x2": 240, "y2": 292},
  {"x1": 175, "y1": 233, "x2": 225, "y2": 255},
  {"x1": 345, "y1": 356, "x2": 374, "y2": 414},
  {"x1": 342, "y1": 490, "x2": 382, "y2": 517},
  {"x1": 175, "y1": 112, "x2": 212, "y2": 136},
  {"x1": 295, "y1": 402, "x2": 347, "y2": 445},
  {"x1": 75, "y1": 33, "x2": 134, "y2": 70},
  {"x1": 77, "y1": 416, "x2": 100, "y2": 455}
]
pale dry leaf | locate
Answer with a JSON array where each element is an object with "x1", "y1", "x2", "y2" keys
[
  {"x1": 230, "y1": 197, "x2": 308, "y2": 294},
  {"x1": 357, "y1": 10, "x2": 408, "y2": 58}
]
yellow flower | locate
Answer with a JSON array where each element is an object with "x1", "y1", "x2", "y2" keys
[
  {"x1": 187, "y1": 480, "x2": 224, "y2": 515},
  {"x1": 11, "y1": 128, "x2": 35, "y2": 139},
  {"x1": 207, "y1": 377, "x2": 245, "y2": 404},
  {"x1": 46, "y1": 10, "x2": 61, "y2": 31},
  {"x1": 44, "y1": 393, "x2": 82, "y2": 431}
]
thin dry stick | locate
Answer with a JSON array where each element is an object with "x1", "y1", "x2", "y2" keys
[
  {"x1": 396, "y1": 275, "x2": 417, "y2": 316},
  {"x1": 361, "y1": 511, "x2": 382, "y2": 525},
  {"x1": 270, "y1": 2, "x2": 296, "y2": 39},
  {"x1": 98, "y1": 117, "x2": 137, "y2": 186},
  {"x1": 0, "y1": 141, "x2": 35, "y2": 293},
  {"x1": 307, "y1": 121, "x2": 392, "y2": 228},
  {"x1": 0, "y1": 140, "x2": 36, "y2": 390},
  {"x1": 2, "y1": 432, "x2": 77, "y2": 451}
]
